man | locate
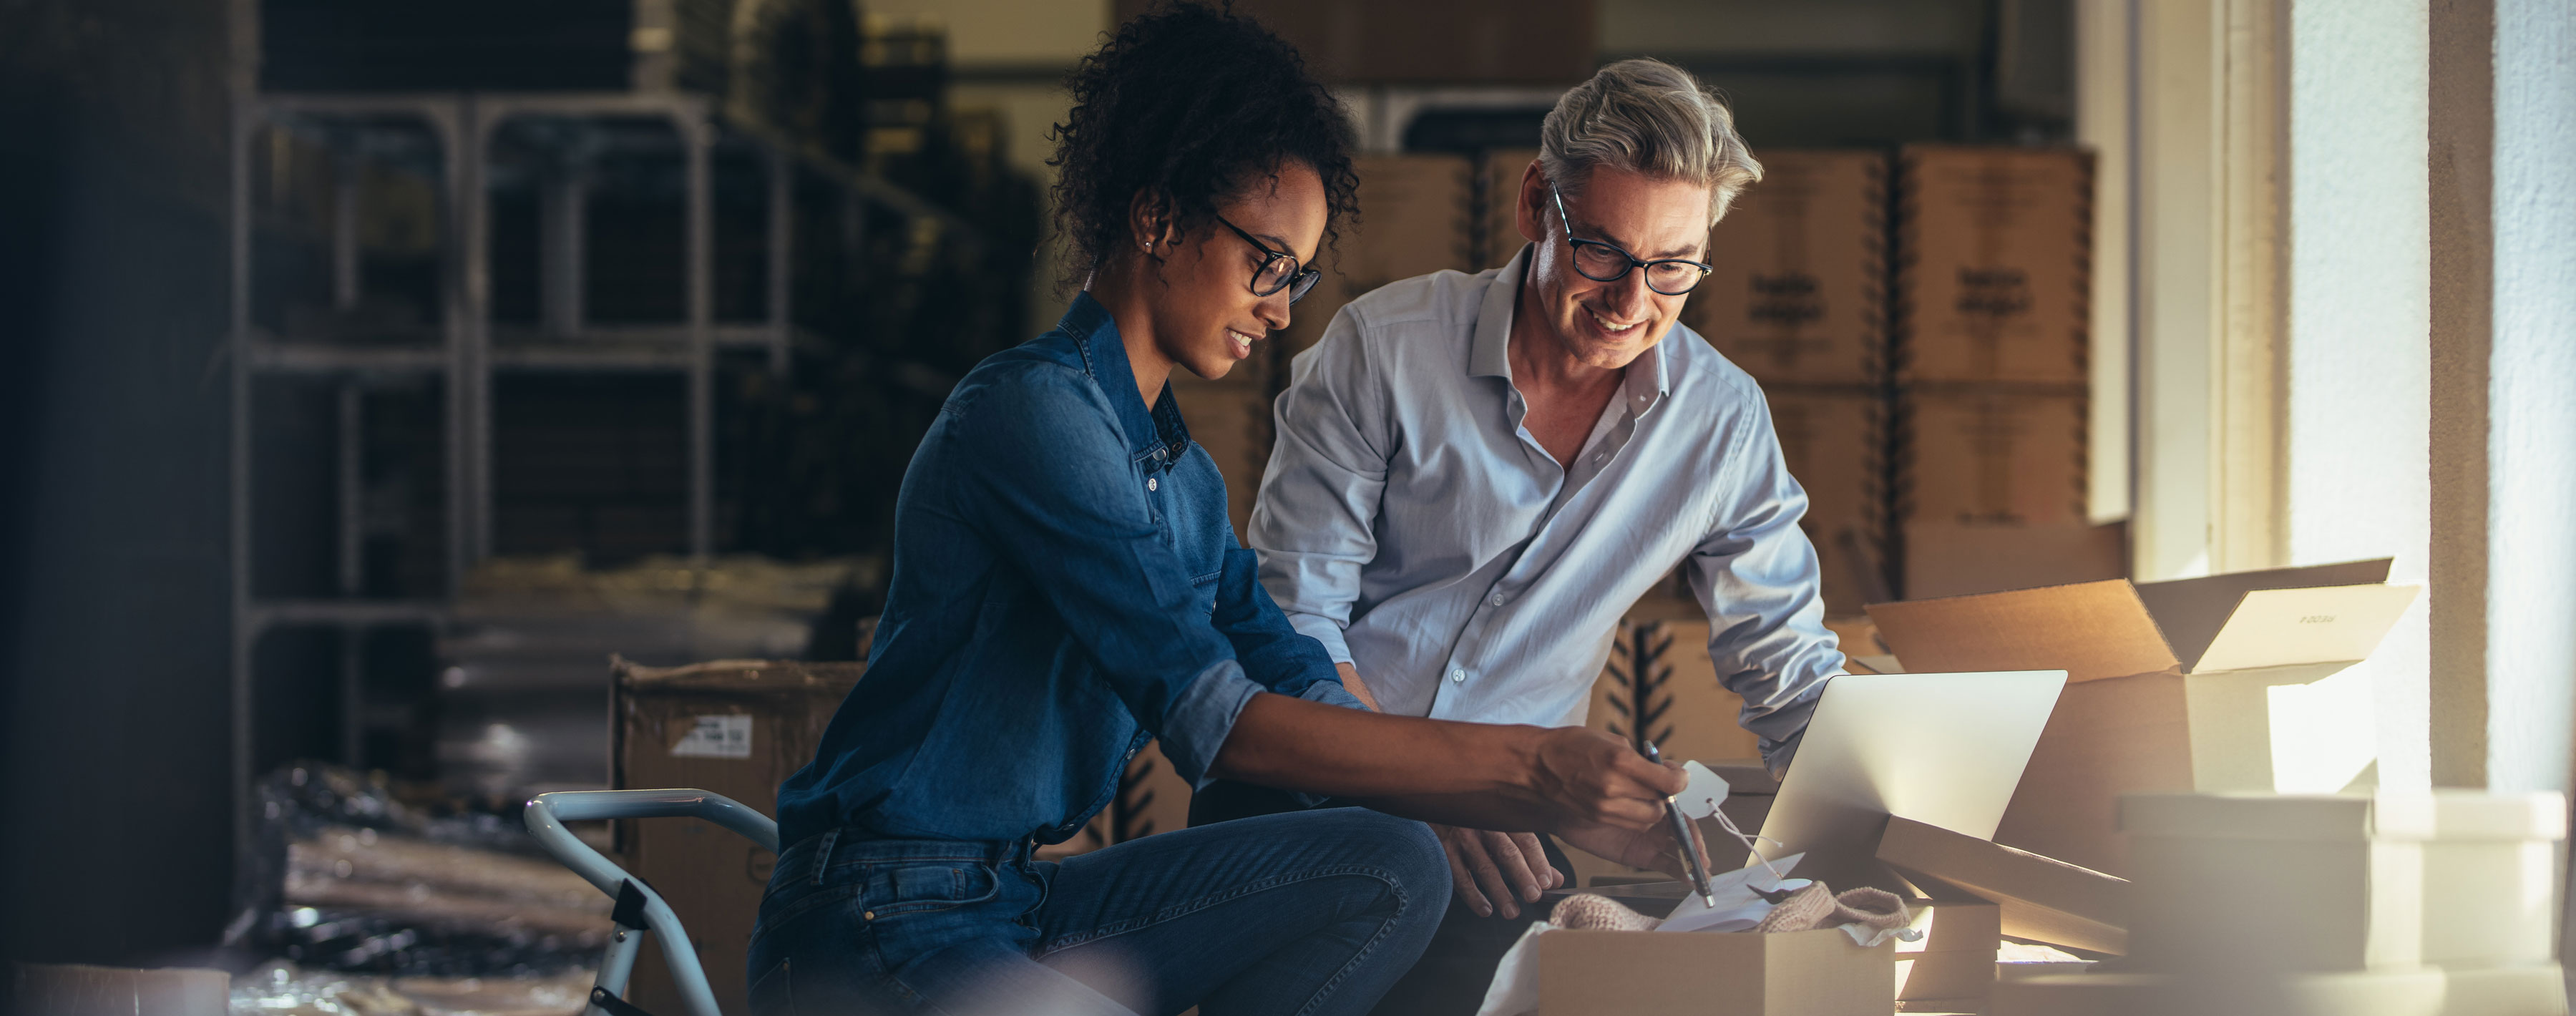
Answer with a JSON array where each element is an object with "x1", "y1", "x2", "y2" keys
[{"x1": 1192, "y1": 58, "x2": 1847, "y2": 1013}]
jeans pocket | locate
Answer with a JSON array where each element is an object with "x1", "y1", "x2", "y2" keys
[
  {"x1": 866, "y1": 862, "x2": 1003, "y2": 918},
  {"x1": 748, "y1": 958, "x2": 793, "y2": 1016}
]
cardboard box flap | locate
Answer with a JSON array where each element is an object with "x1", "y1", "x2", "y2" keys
[
  {"x1": 1876, "y1": 816, "x2": 2129, "y2": 955},
  {"x1": 1866, "y1": 581, "x2": 2178, "y2": 683},
  {"x1": 2131, "y1": 559, "x2": 2395, "y2": 668},
  {"x1": 2188, "y1": 584, "x2": 2420, "y2": 673}
]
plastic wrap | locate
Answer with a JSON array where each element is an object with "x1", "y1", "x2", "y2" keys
[
  {"x1": 228, "y1": 961, "x2": 592, "y2": 1016},
  {"x1": 230, "y1": 764, "x2": 610, "y2": 977}
]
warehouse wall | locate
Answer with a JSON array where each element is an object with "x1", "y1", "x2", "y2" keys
[
  {"x1": 2287, "y1": 0, "x2": 2431, "y2": 790},
  {"x1": 0, "y1": 0, "x2": 240, "y2": 965},
  {"x1": 2483, "y1": 0, "x2": 2576, "y2": 795}
]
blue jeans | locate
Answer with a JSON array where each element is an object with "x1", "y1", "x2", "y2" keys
[{"x1": 746, "y1": 809, "x2": 1450, "y2": 1016}]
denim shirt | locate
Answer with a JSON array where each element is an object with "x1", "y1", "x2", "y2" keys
[{"x1": 776, "y1": 293, "x2": 1360, "y2": 849}]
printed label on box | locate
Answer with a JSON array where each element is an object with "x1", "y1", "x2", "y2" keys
[{"x1": 671, "y1": 715, "x2": 753, "y2": 758}]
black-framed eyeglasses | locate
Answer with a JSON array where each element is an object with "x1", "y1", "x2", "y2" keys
[
  {"x1": 1214, "y1": 215, "x2": 1322, "y2": 304},
  {"x1": 1549, "y1": 181, "x2": 1713, "y2": 296}
]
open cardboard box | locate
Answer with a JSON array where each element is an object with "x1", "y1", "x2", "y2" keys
[
  {"x1": 1878, "y1": 816, "x2": 2129, "y2": 956},
  {"x1": 1539, "y1": 927, "x2": 1893, "y2": 1015},
  {"x1": 1865, "y1": 559, "x2": 2419, "y2": 875},
  {"x1": 1896, "y1": 900, "x2": 2004, "y2": 1001}
]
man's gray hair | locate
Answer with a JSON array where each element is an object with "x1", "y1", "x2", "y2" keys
[{"x1": 1538, "y1": 58, "x2": 1762, "y2": 225}]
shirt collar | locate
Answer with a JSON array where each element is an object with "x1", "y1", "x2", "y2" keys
[
  {"x1": 1468, "y1": 243, "x2": 1674, "y2": 408},
  {"x1": 1060, "y1": 291, "x2": 1191, "y2": 468}
]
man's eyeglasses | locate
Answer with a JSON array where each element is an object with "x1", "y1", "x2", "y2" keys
[
  {"x1": 1214, "y1": 215, "x2": 1322, "y2": 304},
  {"x1": 1549, "y1": 181, "x2": 1713, "y2": 296}
]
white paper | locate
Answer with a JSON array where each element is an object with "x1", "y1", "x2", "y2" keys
[
  {"x1": 1652, "y1": 854, "x2": 1807, "y2": 932},
  {"x1": 1473, "y1": 920, "x2": 1553, "y2": 1016},
  {"x1": 1673, "y1": 760, "x2": 1729, "y2": 819},
  {"x1": 670, "y1": 714, "x2": 753, "y2": 758}
]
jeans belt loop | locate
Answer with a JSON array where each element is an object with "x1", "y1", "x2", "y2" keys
[{"x1": 807, "y1": 828, "x2": 842, "y2": 886}]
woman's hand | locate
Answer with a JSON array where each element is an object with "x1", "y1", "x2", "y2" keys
[
  {"x1": 1518, "y1": 727, "x2": 1685, "y2": 832},
  {"x1": 1556, "y1": 816, "x2": 1709, "y2": 881}
]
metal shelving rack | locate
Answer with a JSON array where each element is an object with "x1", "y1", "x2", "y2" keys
[{"x1": 224, "y1": 88, "x2": 793, "y2": 864}]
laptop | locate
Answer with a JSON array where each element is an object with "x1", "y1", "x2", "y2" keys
[{"x1": 1750, "y1": 670, "x2": 2067, "y2": 894}]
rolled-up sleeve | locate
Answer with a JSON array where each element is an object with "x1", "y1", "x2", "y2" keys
[
  {"x1": 1249, "y1": 304, "x2": 1393, "y2": 666},
  {"x1": 955, "y1": 367, "x2": 1262, "y2": 785},
  {"x1": 1682, "y1": 390, "x2": 1847, "y2": 772}
]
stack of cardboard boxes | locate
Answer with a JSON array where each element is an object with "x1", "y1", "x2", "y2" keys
[
  {"x1": 1990, "y1": 792, "x2": 2569, "y2": 1016},
  {"x1": 1866, "y1": 559, "x2": 2421, "y2": 876},
  {"x1": 1687, "y1": 150, "x2": 1895, "y2": 615},
  {"x1": 1890, "y1": 145, "x2": 2118, "y2": 600}
]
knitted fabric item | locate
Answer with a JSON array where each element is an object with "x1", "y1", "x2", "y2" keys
[
  {"x1": 1752, "y1": 882, "x2": 1918, "y2": 937},
  {"x1": 1547, "y1": 893, "x2": 1661, "y2": 932},
  {"x1": 1825, "y1": 886, "x2": 1912, "y2": 936},
  {"x1": 1752, "y1": 882, "x2": 1840, "y2": 934}
]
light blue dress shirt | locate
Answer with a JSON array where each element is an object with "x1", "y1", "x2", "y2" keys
[{"x1": 1249, "y1": 245, "x2": 1844, "y2": 768}]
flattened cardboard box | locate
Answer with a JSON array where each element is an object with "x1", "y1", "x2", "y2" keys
[
  {"x1": 1895, "y1": 147, "x2": 2093, "y2": 386},
  {"x1": 1898, "y1": 385, "x2": 2088, "y2": 529},
  {"x1": 1877, "y1": 816, "x2": 2128, "y2": 956},
  {"x1": 1279, "y1": 153, "x2": 1478, "y2": 356},
  {"x1": 1541, "y1": 927, "x2": 1893, "y2": 1016},
  {"x1": 616, "y1": 658, "x2": 863, "y2": 1016},
  {"x1": 1688, "y1": 151, "x2": 1889, "y2": 384},
  {"x1": 2119, "y1": 792, "x2": 2568, "y2": 974},
  {"x1": 1767, "y1": 384, "x2": 1890, "y2": 614},
  {"x1": 1866, "y1": 559, "x2": 2419, "y2": 876}
]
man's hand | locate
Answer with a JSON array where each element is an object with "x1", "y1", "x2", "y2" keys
[
  {"x1": 1335, "y1": 663, "x2": 1382, "y2": 712},
  {"x1": 1435, "y1": 824, "x2": 1563, "y2": 919}
]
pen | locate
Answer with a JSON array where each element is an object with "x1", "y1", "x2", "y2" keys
[{"x1": 1641, "y1": 741, "x2": 1718, "y2": 908}]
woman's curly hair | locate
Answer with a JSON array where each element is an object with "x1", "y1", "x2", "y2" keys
[{"x1": 1047, "y1": 1, "x2": 1360, "y2": 290}]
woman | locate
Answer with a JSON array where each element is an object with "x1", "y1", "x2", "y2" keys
[{"x1": 748, "y1": 6, "x2": 1689, "y2": 1015}]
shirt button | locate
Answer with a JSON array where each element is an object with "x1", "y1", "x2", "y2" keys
[
  {"x1": 1450, "y1": 668, "x2": 1466, "y2": 683},
  {"x1": 1489, "y1": 592, "x2": 1506, "y2": 606},
  {"x1": 1594, "y1": 451, "x2": 1607, "y2": 463},
  {"x1": 1146, "y1": 477, "x2": 1158, "y2": 492},
  {"x1": 1124, "y1": 748, "x2": 1137, "y2": 761}
]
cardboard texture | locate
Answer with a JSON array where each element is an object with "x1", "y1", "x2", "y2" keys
[
  {"x1": 1688, "y1": 150, "x2": 1890, "y2": 384},
  {"x1": 1897, "y1": 384, "x2": 2088, "y2": 528},
  {"x1": 2119, "y1": 793, "x2": 2569, "y2": 974},
  {"x1": 9, "y1": 963, "x2": 228, "y2": 1016},
  {"x1": 1902, "y1": 520, "x2": 2127, "y2": 601},
  {"x1": 615, "y1": 658, "x2": 863, "y2": 1016},
  {"x1": 1483, "y1": 148, "x2": 1542, "y2": 269},
  {"x1": 1876, "y1": 817, "x2": 2129, "y2": 956},
  {"x1": 1990, "y1": 966, "x2": 2570, "y2": 1016},
  {"x1": 1894, "y1": 147, "x2": 2093, "y2": 386},
  {"x1": 1279, "y1": 153, "x2": 1478, "y2": 356},
  {"x1": 1767, "y1": 384, "x2": 1890, "y2": 614},
  {"x1": 1896, "y1": 901, "x2": 2004, "y2": 1001},
  {"x1": 1168, "y1": 376, "x2": 1274, "y2": 540},
  {"x1": 1538, "y1": 927, "x2": 1894, "y2": 1015},
  {"x1": 1865, "y1": 561, "x2": 2420, "y2": 874}
]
